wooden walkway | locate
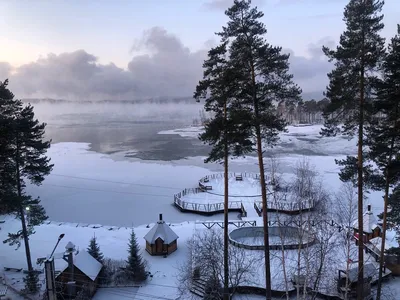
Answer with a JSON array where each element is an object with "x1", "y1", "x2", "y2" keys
[{"x1": 241, "y1": 202, "x2": 260, "y2": 219}]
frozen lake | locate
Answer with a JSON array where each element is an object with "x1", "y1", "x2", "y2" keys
[{"x1": 24, "y1": 103, "x2": 385, "y2": 226}]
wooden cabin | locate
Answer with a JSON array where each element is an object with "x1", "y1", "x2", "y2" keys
[
  {"x1": 56, "y1": 249, "x2": 102, "y2": 298},
  {"x1": 337, "y1": 263, "x2": 375, "y2": 300},
  {"x1": 144, "y1": 214, "x2": 179, "y2": 256},
  {"x1": 369, "y1": 233, "x2": 400, "y2": 275},
  {"x1": 353, "y1": 204, "x2": 381, "y2": 244}
]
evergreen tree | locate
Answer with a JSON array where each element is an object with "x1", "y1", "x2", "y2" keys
[
  {"x1": 366, "y1": 25, "x2": 400, "y2": 300},
  {"x1": 23, "y1": 271, "x2": 40, "y2": 293},
  {"x1": 87, "y1": 235, "x2": 104, "y2": 264},
  {"x1": 216, "y1": 1, "x2": 301, "y2": 298},
  {"x1": 126, "y1": 229, "x2": 147, "y2": 282},
  {"x1": 0, "y1": 79, "x2": 52, "y2": 291},
  {"x1": 195, "y1": 42, "x2": 253, "y2": 300},
  {"x1": 320, "y1": 1, "x2": 385, "y2": 296},
  {"x1": 0, "y1": 79, "x2": 16, "y2": 214}
]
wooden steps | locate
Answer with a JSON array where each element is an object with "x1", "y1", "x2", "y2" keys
[{"x1": 190, "y1": 277, "x2": 208, "y2": 297}]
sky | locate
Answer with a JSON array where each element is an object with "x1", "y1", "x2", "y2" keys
[{"x1": 0, "y1": 0, "x2": 399, "y2": 100}]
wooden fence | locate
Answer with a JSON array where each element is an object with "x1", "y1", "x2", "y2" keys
[
  {"x1": 254, "y1": 199, "x2": 316, "y2": 214},
  {"x1": 198, "y1": 172, "x2": 263, "y2": 189},
  {"x1": 174, "y1": 196, "x2": 242, "y2": 213}
]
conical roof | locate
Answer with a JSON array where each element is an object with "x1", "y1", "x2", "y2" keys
[{"x1": 144, "y1": 220, "x2": 179, "y2": 244}]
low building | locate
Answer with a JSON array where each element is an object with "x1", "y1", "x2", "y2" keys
[
  {"x1": 56, "y1": 246, "x2": 103, "y2": 298},
  {"x1": 369, "y1": 230, "x2": 400, "y2": 275},
  {"x1": 144, "y1": 214, "x2": 179, "y2": 256},
  {"x1": 353, "y1": 204, "x2": 381, "y2": 243},
  {"x1": 337, "y1": 263, "x2": 376, "y2": 300}
]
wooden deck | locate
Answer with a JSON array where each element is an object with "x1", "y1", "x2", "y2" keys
[
  {"x1": 174, "y1": 173, "x2": 317, "y2": 216},
  {"x1": 174, "y1": 196, "x2": 243, "y2": 215}
]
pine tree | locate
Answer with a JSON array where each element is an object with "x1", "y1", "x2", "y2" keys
[
  {"x1": 320, "y1": 1, "x2": 385, "y2": 297},
  {"x1": 0, "y1": 79, "x2": 16, "y2": 214},
  {"x1": 126, "y1": 229, "x2": 147, "y2": 282},
  {"x1": 0, "y1": 79, "x2": 53, "y2": 291},
  {"x1": 195, "y1": 42, "x2": 253, "y2": 300},
  {"x1": 216, "y1": 1, "x2": 301, "y2": 298},
  {"x1": 366, "y1": 24, "x2": 400, "y2": 300},
  {"x1": 87, "y1": 235, "x2": 104, "y2": 264},
  {"x1": 23, "y1": 271, "x2": 40, "y2": 293}
]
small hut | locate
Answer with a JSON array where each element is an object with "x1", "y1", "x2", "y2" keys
[
  {"x1": 337, "y1": 263, "x2": 376, "y2": 299},
  {"x1": 353, "y1": 204, "x2": 381, "y2": 244},
  {"x1": 144, "y1": 214, "x2": 179, "y2": 256},
  {"x1": 56, "y1": 244, "x2": 102, "y2": 298}
]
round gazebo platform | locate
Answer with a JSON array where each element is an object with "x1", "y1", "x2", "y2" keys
[{"x1": 173, "y1": 173, "x2": 316, "y2": 217}]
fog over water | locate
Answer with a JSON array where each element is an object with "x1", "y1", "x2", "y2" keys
[{"x1": 32, "y1": 101, "x2": 211, "y2": 160}]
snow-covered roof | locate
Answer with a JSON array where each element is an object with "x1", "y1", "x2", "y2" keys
[
  {"x1": 74, "y1": 250, "x2": 103, "y2": 281},
  {"x1": 370, "y1": 231, "x2": 399, "y2": 250},
  {"x1": 144, "y1": 220, "x2": 179, "y2": 244},
  {"x1": 346, "y1": 263, "x2": 377, "y2": 282},
  {"x1": 352, "y1": 204, "x2": 379, "y2": 233},
  {"x1": 57, "y1": 250, "x2": 102, "y2": 281}
]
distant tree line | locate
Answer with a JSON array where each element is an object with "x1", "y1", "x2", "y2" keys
[{"x1": 277, "y1": 98, "x2": 330, "y2": 125}]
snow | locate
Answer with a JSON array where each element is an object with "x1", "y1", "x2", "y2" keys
[
  {"x1": 158, "y1": 124, "x2": 357, "y2": 156},
  {"x1": 352, "y1": 205, "x2": 379, "y2": 233},
  {"x1": 143, "y1": 220, "x2": 179, "y2": 244},
  {"x1": 158, "y1": 126, "x2": 204, "y2": 138},
  {"x1": 370, "y1": 230, "x2": 400, "y2": 250},
  {"x1": 71, "y1": 250, "x2": 103, "y2": 281},
  {"x1": 234, "y1": 235, "x2": 301, "y2": 246},
  {"x1": 25, "y1": 142, "x2": 213, "y2": 227},
  {"x1": 93, "y1": 287, "x2": 139, "y2": 299},
  {"x1": 1, "y1": 123, "x2": 397, "y2": 299}
]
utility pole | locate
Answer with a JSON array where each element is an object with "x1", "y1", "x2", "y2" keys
[
  {"x1": 44, "y1": 258, "x2": 57, "y2": 300},
  {"x1": 44, "y1": 233, "x2": 65, "y2": 300},
  {"x1": 63, "y1": 242, "x2": 76, "y2": 300}
]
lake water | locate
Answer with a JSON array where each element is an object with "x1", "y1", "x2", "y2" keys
[{"x1": 33, "y1": 102, "x2": 211, "y2": 161}]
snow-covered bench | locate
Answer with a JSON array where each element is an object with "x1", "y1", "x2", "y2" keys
[
  {"x1": 0, "y1": 285, "x2": 8, "y2": 299},
  {"x1": 235, "y1": 174, "x2": 243, "y2": 181},
  {"x1": 3, "y1": 267, "x2": 22, "y2": 272}
]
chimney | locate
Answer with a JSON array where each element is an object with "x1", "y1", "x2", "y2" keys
[{"x1": 159, "y1": 214, "x2": 163, "y2": 222}]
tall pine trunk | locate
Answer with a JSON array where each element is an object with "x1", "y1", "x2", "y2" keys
[
  {"x1": 16, "y1": 143, "x2": 33, "y2": 272},
  {"x1": 356, "y1": 43, "x2": 365, "y2": 299},
  {"x1": 223, "y1": 101, "x2": 230, "y2": 300},
  {"x1": 251, "y1": 64, "x2": 272, "y2": 299},
  {"x1": 376, "y1": 129, "x2": 397, "y2": 299},
  {"x1": 376, "y1": 171, "x2": 390, "y2": 300}
]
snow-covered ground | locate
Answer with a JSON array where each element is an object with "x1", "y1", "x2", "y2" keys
[
  {"x1": 159, "y1": 124, "x2": 357, "y2": 156},
  {"x1": 1, "y1": 123, "x2": 396, "y2": 299},
  {"x1": 16, "y1": 124, "x2": 383, "y2": 228},
  {"x1": 1, "y1": 216, "x2": 399, "y2": 300}
]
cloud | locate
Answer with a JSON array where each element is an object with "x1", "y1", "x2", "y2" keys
[
  {"x1": 284, "y1": 37, "x2": 335, "y2": 99},
  {"x1": 0, "y1": 62, "x2": 12, "y2": 81},
  {"x1": 127, "y1": 27, "x2": 207, "y2": 98},
  {"x1": 3, "y1": 27, "x2": 206, "y2": 100},
  {"x1": 203, "y1": 0, "x2": 265, "y2": 11},
  {"x1": 1, "y1": 28, "x2": 332, "y2": 100},
  {"x1": 8, "y1": 50, "x2": 137, "y2": 100}
]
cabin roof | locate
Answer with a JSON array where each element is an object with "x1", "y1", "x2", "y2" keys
[
  {"x1": 144, "y1": 220, "x2": 179, "y2": 244},
  {"x1": 342, "y1": 263, "x2": 377, "y2": 282},
  {"x1": 58, "y1": 250, "x2": 102, "y2": 281}
]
